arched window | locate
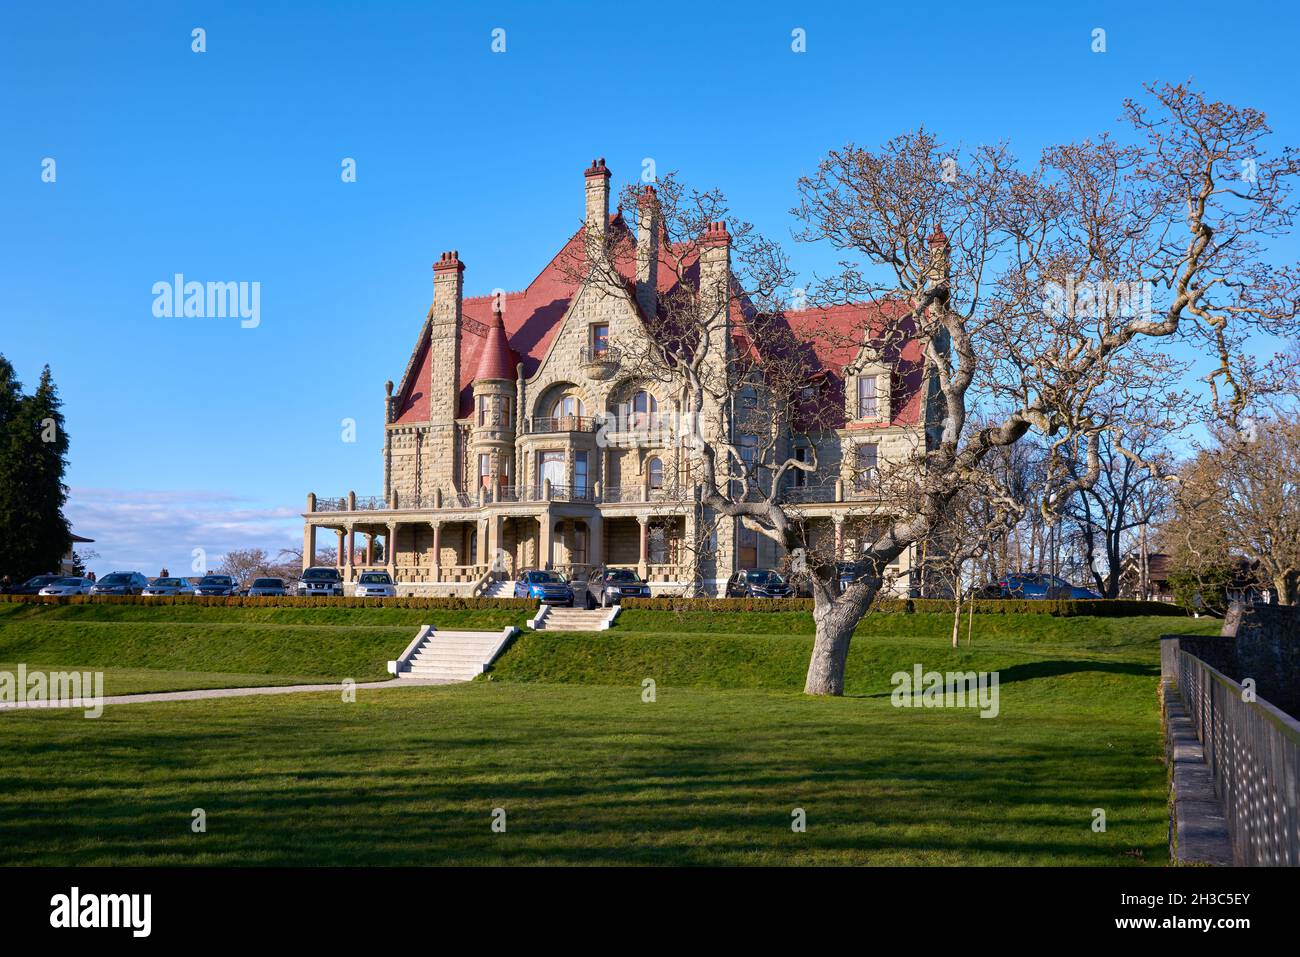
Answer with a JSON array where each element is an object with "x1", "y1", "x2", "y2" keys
[
  {"x1": 647, "y1": 456, "x2": 664, "y2": 491},
  {"x1": 551, "y1": 395, "x2": 585, "y2": 419}
]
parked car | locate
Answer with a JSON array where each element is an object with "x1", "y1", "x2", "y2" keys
[
  {"x1": 587, "y1": 566, "x2": 650, "y2": 607},
  {"x1": 192, "y1": 574, "x2": 240, "y2": 597},
  {"x1": 11, "y1": 574, "x2": 63, "y2": 595},
  {"x1": 90, "y1": 571, "x2": 149, "y2": 596},
  {"x1": 247, "y1": 577, "x2": 288, "y2": 597},
  {"x1": 1070, "y1": 585, "x2": 1102, "y2": 599},
  {"x1": 837, "y1": 561, "x2": 866, "y2": 591},
  {"x1": 726, "y1": 568, "x2": 795, "y2": 599},
  {"x1": 513, "y1": 569, "x2": 575, "y2": 606},
  {"x1": 142, "y1": 577, "x2": 193, "y2": 596},
  {"x1": 298, "y1": 566, "x2": 344, "y2": 597},
  {"x1": 354, "y1": 571, "x2": 396, "y2": 598},
  {"x1": 38, "y1": 577, "x2": 96, "y2": 596},
  {"x1": 987, "y1": 573, "x2": 1077, "y2": 600}
]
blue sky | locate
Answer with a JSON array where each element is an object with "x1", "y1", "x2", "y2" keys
[{"x1": 2, "y1": 1, "x2": 1297, "y2": 576}]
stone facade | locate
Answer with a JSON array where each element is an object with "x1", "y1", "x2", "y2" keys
[{"x1": 303, "y1": 159, "x2": 937, "y2": 596}]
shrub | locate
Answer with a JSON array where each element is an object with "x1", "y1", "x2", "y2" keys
[
  {"x1": 0, "y1": 594, "x2": 535, "y2": 610},
  {"x1": 619, "y1": 596, "x2": 1187, "y2": 617}
]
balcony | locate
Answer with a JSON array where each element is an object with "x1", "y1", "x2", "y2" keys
[
  {"x1": 524, "y1": 415, "x2": 600, "y2": 434},
  {"x1": 579, "y1": 345, "x2": 621, "y2": 380}
]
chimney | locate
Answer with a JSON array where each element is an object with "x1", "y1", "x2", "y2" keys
[
  {"x1": 927, "y1": 224, "x2": 950, "y2": 299},
  {"x1": 636, "y1": 185, "x2": 659, "y2": 318},
  {"x1": 584, "y1": 157, "x2": 611, "y2": 243},
  {"x1": 430, "y1": 250, "x2": 465, "y2": 424},
  {"x1": 700, "y1": 221, "x2": 731, "y2": 303}
]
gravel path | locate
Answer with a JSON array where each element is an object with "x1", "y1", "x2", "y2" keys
[{"x1": 0, "y1": 675, "x2": 456, "y2": 712}]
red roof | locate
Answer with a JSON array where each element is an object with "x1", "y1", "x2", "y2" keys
[
  {"x1": 471, "y1": 306, "x2": 518, "y2": 382},
  {"x1": 394, "y1": 217, "x2": 924, "y2": 428}
]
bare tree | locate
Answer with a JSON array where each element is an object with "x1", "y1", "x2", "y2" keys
[
  {"x1": 570, "y1": 83, "x2": 1300, "y2": 694},
  {"x1": 1060, "y1": 410, "x2": 1178, "y2": 596},
  {"x1": 1169, "y1": 416, "x2": 1300, "y2": 605}
]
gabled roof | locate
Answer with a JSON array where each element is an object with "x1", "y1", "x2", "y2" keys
[{"x1": 393, "y1": 214, "x2": 926, "y2": 429}]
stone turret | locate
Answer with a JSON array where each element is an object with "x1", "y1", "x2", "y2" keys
[{"x1": 469, "y1": 301, "x2": 518, "y2": 495}]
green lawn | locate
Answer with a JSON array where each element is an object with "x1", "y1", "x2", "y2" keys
[{"x1": 0, "y1": 602, "x2": 1218, "y2": 865}]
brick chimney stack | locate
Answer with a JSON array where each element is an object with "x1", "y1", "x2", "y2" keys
[
  {"x1": 584, "y1": 158, "x2": 611, "y2": 244},
  {"x1": 636, "y1": 185, "x2": 659, "y2": 318}
]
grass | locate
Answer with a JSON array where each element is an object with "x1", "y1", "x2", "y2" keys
[
  {"x1": 0, "y1": 602, "x2": 1220, "y2": 865},
  {"x1": 1, "y1": 681, "x2": 1175, "y2": 866},
  {"x1": 0, "y1": 601, "x2": 530, "y2": 692}
]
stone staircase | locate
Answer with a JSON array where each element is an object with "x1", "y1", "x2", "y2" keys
[
  {"x1": 481, "y1": 578, "x2": 514, "y2": 598},
  {"x1": 387, "y1": 625, "x2": 517, "y2": 682},
  {"x1": 529, "y1": 605, "x2": 619, "y2": 632}
]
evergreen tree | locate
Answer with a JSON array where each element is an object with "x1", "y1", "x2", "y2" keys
[{"x1": 0, "y1": 356, "x2": 72, "y2": 579}]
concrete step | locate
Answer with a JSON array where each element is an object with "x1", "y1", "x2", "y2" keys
[{"x1": 407, "y1": 669, "x2": 481, "y2": 681}]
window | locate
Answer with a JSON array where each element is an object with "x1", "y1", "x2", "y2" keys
[
  {"x1": 573, "y1": 523, "x2": 589, "y2": 565},
  {"x1": 591, "y1": 325, "x2": 609, "y2": 356},
  {"x1": 857, "y1": 376, "x2": 879, "y2": 418},
  {"x1": 738, "y1": 523, "x2": 758, "y2": 567},
  {"x1": 739, "y1": 434, "x2": 758, "y2": 470},
  {"x1": 478, "y1": 395, "x2": 510, "y2": 427},
  {"x1": 573, "y1": 451, "x2": 588, "y2": 496},
  {"x1": 632, "y1": 390, "x2": 658, "y2": 428},
  {"x1": 538, "y1": 450, "x2": 565, "y2": 488},
  {"x1": 648, "y1": 525, "x2": 668, "y2": 564},
  {"x1": 552, "y1": 395, "x2": 585, "y2": 420},
  {"x1": 647, "y1": 456, "x2": 664, "y2": 491},
  {"x1": 792, "y1": 446, "x2": 809, "y2": 487},
  {"x1": 855, "y1": 443, "x2": 879, "y2": 489},
  {"x1": 478, "y1": 453, "x2": 492, "y2": 489}
]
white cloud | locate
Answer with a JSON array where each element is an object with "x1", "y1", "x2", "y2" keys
[{"x1": 64, "y1": 487, "x2": 302, "y2": 577}]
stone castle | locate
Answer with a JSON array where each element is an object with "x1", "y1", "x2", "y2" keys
[{"x1": 303, "y1": 159, "x2": 940, "y2": 596}]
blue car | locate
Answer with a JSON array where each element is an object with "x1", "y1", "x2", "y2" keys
[
  {"x1": 514, "y1": 570, "x2": 575, "y2": 606},
  {"x1": 991, "y1": 573, "x2": 1098, "y2": 600}
]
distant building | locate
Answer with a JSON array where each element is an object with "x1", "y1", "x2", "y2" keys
[{"x1": 60, "y1": 533, "x2": 95, "y2": 575}]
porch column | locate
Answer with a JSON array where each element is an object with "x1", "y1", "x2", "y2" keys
[
  {"x1": 335, "y1": 529, "x2": 345, "y2": 569},
  {"x1": 538, "y1": 514, "x2": 553, "y2": 570},
  {"x1": 365, "y1": 533, "x2": 374, "y2": 566},
  {"x1": 431, "y1": 521, "x2": 442, "y2": 582},
  {"x1": 477, "y1": 518, "x2": 489, "y2": 567},
  {"x1": 637, "y1": 516, "x2": 649, "y2": 578},
  {"x1": 303, "y1": 523, "x2": 317, "y2": 571},
  {"x1": 587, "y1": 513, "x2": 604, "y2": 569},
  {"x1": 833, "y1": 517, "x2": 845, "y2": 561},
  {"x1": 344, "y1": 523, "x2": 355, "y2": 582},
  {"x1": 488, "y1": 514, "x2": 504, "y2": 572},
  {"x1": 386, "y1": 522, "x2": 397, "y2": 577}
]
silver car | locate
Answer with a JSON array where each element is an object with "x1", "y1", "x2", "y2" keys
[
  {"x1": 38, "y1": 577, "x2": 95, "y2": 596},
  {"x1": 142, "y1": 577, "x2": 193, "y2": 596},
  {"x1": 354, "y1": 571, "x2": 396, "y2": 598},
  {"x1": 247, "y1": 577, "x2": 289, "y2": 596}
]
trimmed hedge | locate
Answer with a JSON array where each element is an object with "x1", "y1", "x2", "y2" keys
[
  {"x1": 0, "y1": 593, "x2": 1187, "y2": 617},
  {"x1": 620, "y1": 596, "x2": 1189, "y2": 617},
  {"x1": 0, "y1": 594, "x2": 536, "y2": 610}
]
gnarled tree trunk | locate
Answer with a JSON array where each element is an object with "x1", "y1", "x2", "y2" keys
[{"x1": 805, "y1": 582, "x2": 880, "y2": 695}]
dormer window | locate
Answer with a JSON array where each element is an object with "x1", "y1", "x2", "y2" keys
[{"x1": 857, "y1": 377, "x2": 879, "y2": 418}]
